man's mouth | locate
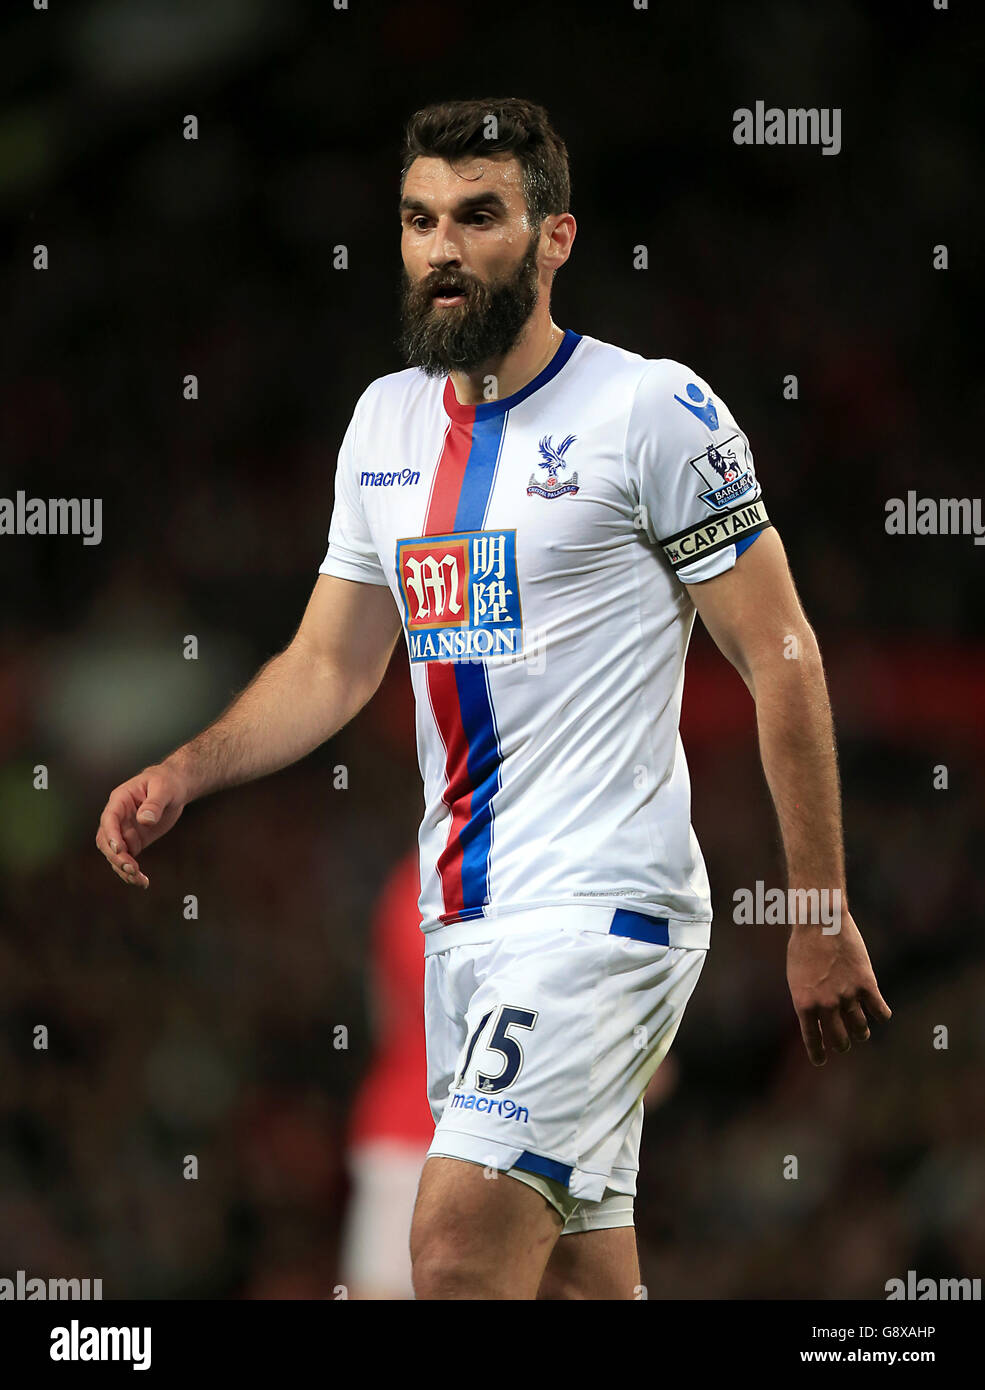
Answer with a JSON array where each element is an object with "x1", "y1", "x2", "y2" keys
[{"x1": 430, "y1": 281, "x2": 468, "y2": 308}]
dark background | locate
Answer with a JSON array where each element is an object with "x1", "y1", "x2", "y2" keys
[{"x1": 1, "y1": 0, "x2": 983, "y2": 1298}]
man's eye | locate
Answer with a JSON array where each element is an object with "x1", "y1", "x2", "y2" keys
[
  {"x1": 470, "y1": 213, "x2": 492, "y2": 225},
  {"x1": 411, "y1": 217, "x2": 430, "y2": 231}
]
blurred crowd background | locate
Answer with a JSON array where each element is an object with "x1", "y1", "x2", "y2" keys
[{"x1": 1, "y1": 0, "x2": 982, "y2": 1299}]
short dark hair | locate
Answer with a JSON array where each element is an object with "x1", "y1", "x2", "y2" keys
[{"x1": 401, "y1": 98, "x2": 570, "y2": 226}]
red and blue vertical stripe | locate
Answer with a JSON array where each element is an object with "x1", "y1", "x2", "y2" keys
[
  {"x1": 424, "y1": 399, "x2": 507, "y2": 924},
  {"x1": 424, "y1": 329, "x2": 581, "y2": 924}
]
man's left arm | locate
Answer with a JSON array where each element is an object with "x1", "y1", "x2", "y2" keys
[{"x1": 685, "y1": 526, "x2": 892, "y2": 1067}]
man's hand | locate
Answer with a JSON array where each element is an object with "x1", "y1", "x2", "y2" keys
[
  {"x1": 95, "y1": 763, "x2": 188, "y2": 889},
  {"x1": 786, "y1": 911, "x2": 892, "y2": 1066}
]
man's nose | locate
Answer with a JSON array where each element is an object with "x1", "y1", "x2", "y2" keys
[{"x1": 427, "y1": 215, "x2": 464, "y2": 268}]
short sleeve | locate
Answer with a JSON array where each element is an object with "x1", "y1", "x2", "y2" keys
[
  {"x1": 625, "y1": 359, "x2": 771, "y2": 584},
  {"x1": 318, "y1": 396, "x2": 389, "y2": 587}
]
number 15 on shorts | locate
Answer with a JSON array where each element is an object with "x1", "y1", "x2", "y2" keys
[{"x1": 454, "y1": 1005, "x2": 538, "y2": 1095}]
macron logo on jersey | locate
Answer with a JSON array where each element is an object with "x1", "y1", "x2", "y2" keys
[
  {"x1": 361, "y1": 468, "x2": 421, "y2": 487},
  {"x1": 673, "y1": 382, "x2": 720, "y2": 430},
  {"x1": 396, "y1": 530, "x2": 524, "y2": 664}
]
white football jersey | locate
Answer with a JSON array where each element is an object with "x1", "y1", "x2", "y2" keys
[{"x1": 319, "y1": 331, "x2": 770, "y2": 955}]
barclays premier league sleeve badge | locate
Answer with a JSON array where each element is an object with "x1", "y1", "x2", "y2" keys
[{"x1": 688, "y1": 434, "x2": 756, "y2": 511}]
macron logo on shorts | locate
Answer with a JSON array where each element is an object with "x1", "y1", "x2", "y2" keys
[{"x1": 448, "y1": 1092, "x2": 529, "y2": 1123}]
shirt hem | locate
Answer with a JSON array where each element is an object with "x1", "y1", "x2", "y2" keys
[{"x1": 421, "y1": 901, "x2": 711, "y2": 956}]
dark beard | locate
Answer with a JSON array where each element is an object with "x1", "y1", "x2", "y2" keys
[{"x1": 398, "y1": 235, "x2": 541, "y2": 379}]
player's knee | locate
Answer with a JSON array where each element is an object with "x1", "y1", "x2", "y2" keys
[
  {"x1": 410, "y1": 1235, "x2": 497, "y2": 1300},
  {"x1": 536, "y1": 1268, "x2": 586, "y2": 1300},
  {"x1": 537, "y1": 1266, "x2": 634, "y2": 1299}
]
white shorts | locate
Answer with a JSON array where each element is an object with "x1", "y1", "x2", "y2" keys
[
  {"x1": 424, "y1": 918, "x2": 706, "y2": 1230},
  {"x1": 338, "y1": 1140, "x2": 429, "y2": 1297}
]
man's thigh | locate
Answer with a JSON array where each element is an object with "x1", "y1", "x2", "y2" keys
[
  {"x1": 511, "y1": 1166, "x2": 642, "y2": 1299},
  {"x1": 410, "y1": 1155, "x2": 562, "y2": 1299},
  {"x1": 537, "y1": 1225, "x2": 641, "y2": 1300}
]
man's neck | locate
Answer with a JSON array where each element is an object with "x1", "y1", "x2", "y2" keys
[{"x1": 447, "y1": 313, "x2": 564, "y2": 407}]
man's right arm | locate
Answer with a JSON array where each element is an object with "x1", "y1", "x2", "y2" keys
[{"x1": 95, "y1": 574, "x2": 402, "y2": 888}]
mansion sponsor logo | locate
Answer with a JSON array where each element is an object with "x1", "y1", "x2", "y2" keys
[
  {"x1": 885, "y1": 492, "x2": 985, "y2": 545},
  {"x1": 1, "y1": 1269, "x2": 102, "y2": 1300},
  {"x1": 409, "y1": 624, "x2": 523, "y2": 663},
  {"x1": 50, "y1": 1320, "x2": 151, "y2": 1371},
  {"x1": 733, "y1": 102, "x2": 842, "y2": 155},
  {"x1": 733, "y1": 882, "x2": 842, "y2": 933},
  {"x1": 0, "y1": 491, "x2": 102, "y2": 545},
  {"x1": 397, "y1": 529, "x2": 523, "y2": 664}
]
